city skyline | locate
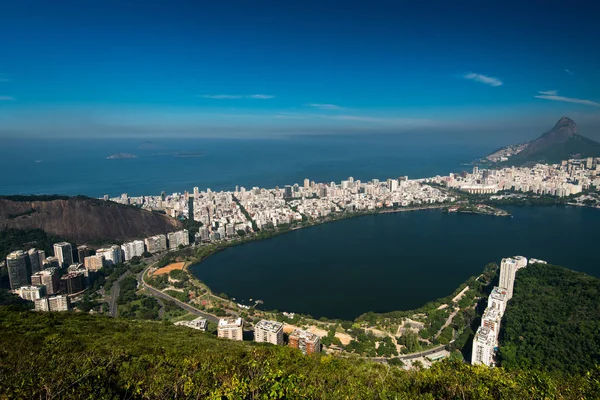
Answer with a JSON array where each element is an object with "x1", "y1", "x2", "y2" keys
[{"x1": 1, "y1": 0, "x2": 600, "y2": 140}]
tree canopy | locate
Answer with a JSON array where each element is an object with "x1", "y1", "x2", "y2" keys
[{"x1": 498, "y1": 264, "x2": 600, "y2": 374}]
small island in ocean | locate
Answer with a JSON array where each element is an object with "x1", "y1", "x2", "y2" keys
[{"x1": 106, "y1": 153, "x2": 138, "y2": 160}]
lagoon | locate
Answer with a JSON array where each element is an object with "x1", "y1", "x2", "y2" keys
[{"x1": 190, "y1": 206, "x2": 600, "y2": 320}]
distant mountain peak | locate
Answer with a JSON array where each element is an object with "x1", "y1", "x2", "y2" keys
[
  {"x1": 483, "y1": 117, "x2": 600, "y2": 166},
  {"x1": 541, "y1": 116, "x2": 577, "y2": 140}
]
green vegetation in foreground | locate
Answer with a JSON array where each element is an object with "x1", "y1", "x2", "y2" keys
[
  {"x1": 0, "y1": 307, "x2": 598, "y2": 399},
  {"x1": 498, "y1": 264, "x2": 600, "y2": 374}
]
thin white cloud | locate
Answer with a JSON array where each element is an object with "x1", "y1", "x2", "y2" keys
[
  {"x1": 463, "y1": 72, "x2": 503, "y2": 87},
  {"x1": 306, "y1": 103, "x2": 344, "y2": 110},
  {"x1": 538, "y1": 90, "x2": 558, "y2": 96},
  {"x1": 535, "y1": 91, "x2": 600, "y2": 107},
  {"x1": 0, "y1": 96, "x2": 14, "y2": 101},
  {"x1": 565, "y1": 69, "x2": 573, "y2": 75},
  {"x1": 199, "y1": 94, "x2": 275, "y2": 100},
  {"x1": 247, "y1": 94, "x2": 275, "y2": 99}
]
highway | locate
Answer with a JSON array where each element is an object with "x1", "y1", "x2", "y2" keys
[
  {"x1": 108, "y1": 270, "x2": 131, "y2": 317},
  {"x1": 398, "y1": 345, "x2": 447, "y2": 360}
]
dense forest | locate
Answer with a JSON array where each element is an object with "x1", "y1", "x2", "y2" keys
[
  {"x1": 498, "y1": 264, "x2": 600, "y2": 374},
  {"x1": 0, "y1": 303, "x2": 598, "y2": 399},
  {"x1": 0, "y1": 228, "x2": 62, "y2": 260}
]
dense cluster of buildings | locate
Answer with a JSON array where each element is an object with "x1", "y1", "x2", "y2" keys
[
  {"x1": 429, "y1": 158, "x2": 600, "y2": 197},
  {"x1": 3, "y1": 229, "x2": 190, "y2": 312},
  {"x1": 236, "y1": 177, "x2": 451, "y2": 230},
  {"x1": 181, "y1": 317, "x2": 318, "y2": 355},
  {"x1": 101, "y1": 157, "x2": 599, "y2": 248},
  {"x1": 107, "y1": 175, "x2": 453, "y2": 238},
  {"x1": 471, "y1": 256, "x2": 546, "y2": 366}
]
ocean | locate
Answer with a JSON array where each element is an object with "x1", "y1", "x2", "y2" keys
[{"x1": 1, "y1": 135, "x2": 491, "y2": 197}]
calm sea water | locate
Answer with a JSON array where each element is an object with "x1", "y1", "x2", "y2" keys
[
  {"x1": 190, "y1": 206, "x2": 600, "y2": 320},
  {"x1": 1, "y1": 135, "x2": 490, "y2": 197}
]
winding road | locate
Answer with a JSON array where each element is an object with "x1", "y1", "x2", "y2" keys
[{"x1": 140, "y1": 265, "x2": 219, "y2": 323}]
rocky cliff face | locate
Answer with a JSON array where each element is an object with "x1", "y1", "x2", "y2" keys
[{"x1": 0, "y1": 196, "x2": 182, "y2": 244}]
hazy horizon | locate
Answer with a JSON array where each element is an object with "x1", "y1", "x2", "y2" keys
[{"x1": 1, "y1": 0, "x2": 599, "y2": 141}]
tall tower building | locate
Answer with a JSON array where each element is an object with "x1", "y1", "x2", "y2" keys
[
  {"x1": 53, "y1": 242, "x2": 73, "y2": 268},
  {"x1": 193, "y1": 186, "x2": 199, "y2": 198},
  {"x1": 27, "y1": 248, "x2": 44, "y2": 275},
  {"x1": 188, "y1": 197, "x2": 195, "y2": 221},
  {"x1": 303, "y1": 178, "x2": 310, "y2": 189},
  {"x1": 471, "y1": 326, "x2": 496, "y2": 366},
  {"x1": 77, "y1": 245, "x2": 91, "y2": 263},
  {"x1": 6, "y1": 250, "x2": 29, "y2": 290},
  {"x1": 499, "y1": 256, "x2": 527, "y2": 300},
  {"x1": 31, "y1": 268, "x2": 60, "y2": 295}
]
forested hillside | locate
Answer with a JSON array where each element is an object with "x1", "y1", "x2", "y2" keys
[
  {"x1": 498, "y1": 264, "x2": 600, "y2": 374},
  {"x1": 0, "y1": 306, "x2": 598, "y2": 399}
]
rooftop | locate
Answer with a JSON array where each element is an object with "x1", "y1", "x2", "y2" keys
[
  {"x1": 218, "y1": 318, "x2": 243, "y2": 328},
  {"x1": 6, "y1": 250, "x2": 25, "y2": 259},
  {"x1": 255, "y1": 319, "x2": 283, "y2": 333},
  {"x1": 290, "y1": 329, "x2": 319, "y2": 342},
  {"x1": 19, "y1": 285, "x2": 43, "y2": 291}
]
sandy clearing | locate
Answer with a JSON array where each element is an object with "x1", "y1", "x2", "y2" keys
[{"x1": 153, "y1": 262, "x2": 186, "y2": 276}]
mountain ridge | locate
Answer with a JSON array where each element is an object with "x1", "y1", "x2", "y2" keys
[
  {"x1": 483, "y1": 117, "x2": 600, "y2": 166},
  {"x1": 0, "y1": 195, "x2": 182, "y2": 244}
]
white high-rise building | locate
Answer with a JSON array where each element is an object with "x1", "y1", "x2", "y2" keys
[
  {"x1": 96, "y1": 245, "x2": 123, "y2": 266},
  {"x1": 303, "y1": 178, "x2": 310, "y2": 189},
  {"x1": 487, "y1": 286, "x2": 508, "y2": 317},
  {"x1": 481, "y1": 307, "x2": 502, "y2": 340},
  {"x1": 254, "y1": 320, "x2": 284, "y2": 345},
  {"x1": 53, "y1": 242, "x2": 73, "y2": 268},
  {"x1": 145, "y1": 234, "x2": 167, "y2": 253},
  {"x1": 217, "y1": 318, "x2": 243, "y2": 341},
  {"x1": 121, "y1": 240, "x2": 145, "y2": 261},
  {"x1": 168, "y1": 230, "x2": 189, "y2": 250},
  {"x1": 499, "y1": 256, "x2": 527, "y2": 300},
  {"x1": 471, "y1": 326, "x2": 496, "y2": 366},
  {"x1": 34, "y1": 294, "x2": 69, "y2": 312},
  {"x1": 499, "y1": 258, "x2": 517, "y2": 300}
]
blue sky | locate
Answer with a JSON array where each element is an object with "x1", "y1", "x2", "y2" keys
[{"x1": 1, "y1": 0, "x2": 599, "y2": 141}]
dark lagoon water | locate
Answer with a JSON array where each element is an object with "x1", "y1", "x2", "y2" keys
[{"x1": 190, "y1": 206, "x2": 600, "y2": 320}]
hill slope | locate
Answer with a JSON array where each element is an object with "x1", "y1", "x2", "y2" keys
[
  {"x1": 486, "y1": 117, "x2": 600, "y2": 166},
  {"x1": 0, "y1": 307, "x2": 597, "y2": 399},
  {"x1": 498, "y1": 264, "x2": 600, "y2": 374},
  {"x1": 0, "y1": 195, "x2": 182, "y2": 244}
]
